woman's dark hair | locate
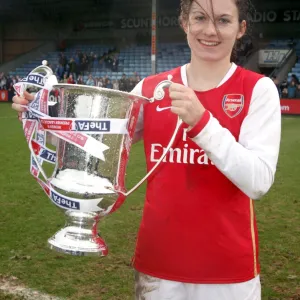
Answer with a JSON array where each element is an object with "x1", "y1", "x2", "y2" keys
[{"x1": 179, "y1": 0, "x2": 256, "y2": 63}]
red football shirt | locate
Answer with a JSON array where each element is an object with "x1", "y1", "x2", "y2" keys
[{"x1": 132, "y1": 65, "x2": 268, "y2": 283}]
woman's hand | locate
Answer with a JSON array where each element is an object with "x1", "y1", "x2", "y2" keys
[
  {"x1": 12, "y1": 91, "x2": 34, "y2": 121},
  {"x1": 169, "y1": 83, "x2": 205, "y2": 127}
]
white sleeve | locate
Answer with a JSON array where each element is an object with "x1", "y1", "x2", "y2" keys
[
  {"x1": 191, "y1": 77, "x2": 281, "y2": 200},
  {"x1": 130, "y1": 79, "x2": 145, "y2": 142}
]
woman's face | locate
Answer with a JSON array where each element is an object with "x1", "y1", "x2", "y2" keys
[{"x1": 183, "y1": 0, "x2": 246, "y2": 63}]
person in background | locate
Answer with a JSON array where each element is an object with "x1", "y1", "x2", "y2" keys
[
  {"x1": 106, "y1": 79, "x2": 113, "y2": 89},
  {"x1": 119, "y1": 74, "x2": 129, "y2": 91},
  {"x1": 62, "y1": 73, "x2": 68, "y2": 83},
  {"x1": 112, "y1": 56, "x2": 119, "y2": 72},
  {"x1": 280, "y1": 77, "x2": 288, "y2": 94},
  {"x1": 127, "y1": 77, "x2": 136, "y2": 91},
  {"x1": 67, "y1": 74, "x2": 75, "y2": 84},
  {"x1": 281, "y1": 87, "x2": 288, "y2": 98},
  {"x1": 271, "y1": 75, "x2": 281, "y2": 97},
  {"x1": 77, "y1": 75, "x2": 84, "y2": 85},
  {"x1": 295, "y1": 84, "x2": 300, "y2": 99},
  {"x1": 86, "y1": 74, "x2": 95, "y2": 86},
  {"x1": 291, "y1": 74, "x2": 299, "y2": 85},
  {"x1": 68, "y1": 58, "x2": 77, "y2": 81},
  {"x1": 97, "y1": 77, "x2": 104, "y2": 87},
  {"x1": 288, "y1": 81, "x2": 296, "y2": 98},
  {"x1": 112, "y1": 79, "x2": 119, "y2": 90}
]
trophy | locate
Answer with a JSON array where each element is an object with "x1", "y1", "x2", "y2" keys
[{"x1": 14, "y1": 62, "x2": 182, "y2": 256}]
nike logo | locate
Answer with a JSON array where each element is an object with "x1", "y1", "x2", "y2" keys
[{"x1": 156, "y1": 106, "x2": 171, "y2": 112}]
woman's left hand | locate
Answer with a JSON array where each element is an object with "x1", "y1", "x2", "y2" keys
[{"x1": 169, "y1": 83, "x2": 205, "y2": 127}]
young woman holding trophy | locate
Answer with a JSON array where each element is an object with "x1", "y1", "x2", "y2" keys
[{"x1": 12, "y1": 0, "x2": 281, "y2": 299}]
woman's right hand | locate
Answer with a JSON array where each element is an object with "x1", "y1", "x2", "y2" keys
[{"x1": 12, "y1": 91, "x2": 35, "y2": 121}]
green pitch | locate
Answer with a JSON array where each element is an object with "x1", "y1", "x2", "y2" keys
[{"x1": 0, "y1": 103, "x2": 299, "y2": 299}]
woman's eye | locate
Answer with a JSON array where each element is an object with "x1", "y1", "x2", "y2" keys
[
  {"x1": 219, "y1": 18, "x2": 230, "y2": 24},
  {"x1": 195, "y1": 16, "x2": 205, "y2": 21}
]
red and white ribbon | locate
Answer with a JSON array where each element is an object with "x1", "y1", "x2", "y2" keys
[{"x1": 13, "y1": 75, "x2": 130, "y2": 211}]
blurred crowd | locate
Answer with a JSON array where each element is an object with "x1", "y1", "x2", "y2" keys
[
  {"x1": 0, "y1": 72, "x2": 21, "y2": 89},
  {"x1": 0, "y1": 72, "x2": 21, "y2": 100},
  {"x1": 58, "y1": 72, "x2": 142, "y2": 92},
  {"x1": 1, "y1": 44, "x2": 300, "y2": 99},
  {"x1": 50, "y1": 50, "x2": 142, "y2": 92},
  {"x1": 272, "y1": 74, "x2": 300, "y2": 99},
  {"x1": 54, "y1": 48, "x2": 119, "y2": 79},
  {"x1": 0, "y1": 69, "x2": 142, "y2": 95}
]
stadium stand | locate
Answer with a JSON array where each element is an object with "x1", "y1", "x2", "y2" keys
[
  {"x1": 267, "y1": 39, "x2": 300, "y2": 82},
  {"x1": 271, "y1": 39, "x2": 300, "y2": 98},
  {"x1": 4, "y1": 39, "x2": 300, "y2": 99},
  {"x1": 7, "y1": 43, "x2": 190, "y2": 89}
]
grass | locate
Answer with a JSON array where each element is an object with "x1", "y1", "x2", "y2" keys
[
  {"x1": 0, "y1": 103, "x2": 300, "y2": 299},
  {"x1": 0, "y1": 295, "x2": 26, "y2": 300}
]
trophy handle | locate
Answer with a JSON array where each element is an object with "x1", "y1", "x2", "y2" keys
[
  {"x1": 124, "y1": 80, "x2": 182, "y2": 196},
  {"x1": 16, "y1": 61, "x2": 54, "y2": 97},
  {"x1": 31, "y1": 64, "x2": 54, "y2": 80},
  {"x1": 149, "y1": 79, "x2": 173, "y2": 102},
  {"x1": 124, "y1": 116, "x2": 182, "y2": 196}
]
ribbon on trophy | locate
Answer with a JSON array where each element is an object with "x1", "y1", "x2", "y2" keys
[
  {"x1": 14, "y1": 64, "x2": 137, "y2": 254},
  {"x1": 13, "y1": 66, "x2": 129, "y2": 215}
]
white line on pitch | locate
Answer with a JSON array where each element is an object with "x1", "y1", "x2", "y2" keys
[{"x1": 0, "y1": 276, "x2": 65, "y2": 300}]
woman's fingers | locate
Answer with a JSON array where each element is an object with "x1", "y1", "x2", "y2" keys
[
  {"x1": 12, "y1": 102, "x2": 27, "y2": 112},
  {"x1": 17, "y1": 112, "x2": 22, "y2": 122},
  {"x1": 12, "y1": 91, "x2": 34, "y2": 105},
  {"x1": 12, "y1": 91, "x2": 35, "y2": 114},
  {"x1": 12, "y1": 95, "x2": 28, "y2": 105}
]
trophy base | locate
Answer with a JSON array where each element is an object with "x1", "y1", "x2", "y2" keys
[
  {"x1": 48, "y1": 226, "x2": 107, "y2": 256},
  {"x1": 47, "y1": 211, "x2": 108, "y2": 256}
]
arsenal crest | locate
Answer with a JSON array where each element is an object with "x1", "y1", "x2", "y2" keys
[{"x1": 222, "y1": 94, "x2": 244, "y2": 118}]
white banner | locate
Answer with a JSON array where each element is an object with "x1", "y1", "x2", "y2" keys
[
  {"x1": 258, "y1": 49, "x2": 291, "y2": 67},
  {"x1": 250, "y1": 10, "x2": 300, "y2": 23}
]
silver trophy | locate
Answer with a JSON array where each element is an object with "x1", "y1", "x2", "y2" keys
[{"x1": 16, "y1": 63, "x2": 182, "y2": 256}]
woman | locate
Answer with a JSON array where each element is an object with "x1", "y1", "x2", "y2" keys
[
  {"x1": 131, "y1": 0, "x2": 280, "y2": 299},
  {"x1": 12, "y1": 0, "x2": 281, "y2": 299}
]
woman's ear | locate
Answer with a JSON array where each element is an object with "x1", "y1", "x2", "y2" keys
[
  {"x1": 237, "y1": 20, "x2": 247, "y2": 39},
  {"x1": 181, "y1": 19, "x2": 189, "y2": 35}
]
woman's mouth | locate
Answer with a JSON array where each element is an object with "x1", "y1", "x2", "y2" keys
[{"x1": 198, "y1": 40, "x2": 221, "y2": 47}]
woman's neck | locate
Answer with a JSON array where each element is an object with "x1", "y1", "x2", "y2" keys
[{"x1": 186, "y1": 56, "x2": 233, "y2": 91}]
